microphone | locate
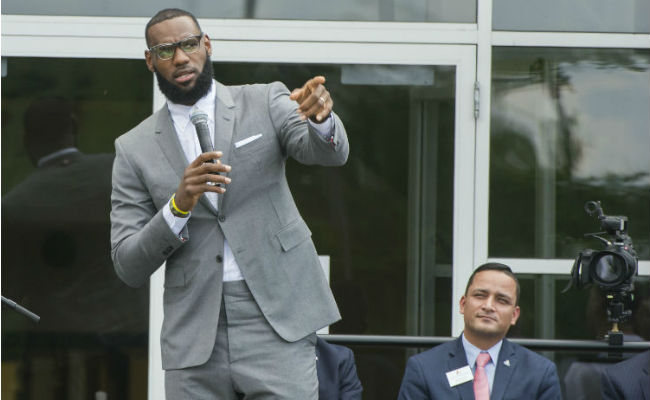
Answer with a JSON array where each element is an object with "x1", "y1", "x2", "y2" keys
[
  {"x1": 189, "y1": 108, "x2": 215, "y2": 163},
  {"x1": 2, "y1": 296, "x2": 40, "y2": 323}
]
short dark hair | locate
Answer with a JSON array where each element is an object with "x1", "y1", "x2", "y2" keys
[
  {"x1": 145, "y1": 8, "x2": 202, "y2": 47},
  {"x1": 464, "y1": 263, "x2": 520, "y2": 305}
]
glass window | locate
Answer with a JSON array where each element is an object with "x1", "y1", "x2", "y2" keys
[
  {"x1": 489, "y1": 47, "x2": 650, "y2": 260},
  {"x1": 2, "y1": 0, "x2": 476, "y2": 22},
  {"x1": 1, "y1": 58, "x2": 152, "y2": 400},
  {"x1": 511, "y1": 275, "x2": 650, "y2": 341},
  {"x1": 493, "y1": 0, "x2": 650, "y2": 33}
]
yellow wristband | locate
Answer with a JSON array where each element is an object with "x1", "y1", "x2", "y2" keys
[{"x1": 170, "y1": 194, "x2": 189, "y2": 217}]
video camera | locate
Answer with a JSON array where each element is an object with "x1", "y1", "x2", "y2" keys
[{"x1": 564, "y1": 201, "x2": 638, "y2": 345}]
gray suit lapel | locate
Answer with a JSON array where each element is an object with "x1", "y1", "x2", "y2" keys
[
  {"x1": 491, "y1": 339, "x2": 516, "y2": 400},
  {"x1": 213, "y1": 81, "x2": 235, "y2": 212},
  {"x1": 447, "y1": 338, "x2": 475, "y2": 400},
  {"x1": 154, "y1": 104, "x2": 220, "y2": 216},
  {"x1": 154, "y1": 107, "x2": 187, "y2": 180}
]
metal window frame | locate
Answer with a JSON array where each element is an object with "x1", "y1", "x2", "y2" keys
[{"x1": 320, "y1": 334, "x2": 650, "y2": 352}]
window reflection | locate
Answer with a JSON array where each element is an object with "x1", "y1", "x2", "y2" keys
[
  {"x1": 1, "y1": 58, "x2": 152, "y2": 400},
  {"x1": 493, "y1": 0, "x2": 650, "y2": 33},
  {"x1": 512, "y1": 275, "x2": 650, "y2": 341},
  {"x1": 490, "y1": 48, "x2": 650, "y2": 260}
]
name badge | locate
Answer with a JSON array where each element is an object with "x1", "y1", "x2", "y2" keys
[{"x1": 446, "y1": 365, "x2": 473, "y2": 387}]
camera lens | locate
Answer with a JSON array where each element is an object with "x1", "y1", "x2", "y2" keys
[{"x1": 593, "y1": 253, "x2": 626, "y2": 284}]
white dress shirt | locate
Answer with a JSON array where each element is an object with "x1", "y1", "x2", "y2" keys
[
  {"x1": 162, "y1": 79, "x2": 334, "y2": 281},
  {"x1": 462, "y1": 333, "x2": 503, "y2": 394}
]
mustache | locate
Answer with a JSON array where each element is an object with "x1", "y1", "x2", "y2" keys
[
  {"x1": 154, "y1": 53, "x2": 213, "y2": 105},
  {"x1": 173, "y1": 67, "x2": 198, "y2": 79},
  {"x1": 476, "y1": 314, "x2": 497, "y2": 321}
]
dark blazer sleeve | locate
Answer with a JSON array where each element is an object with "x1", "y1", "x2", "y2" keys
[
  {"x1": 538, "y1": 360, "x2": 563, "y2": 400},
  {"x1": 316, "y1": 338, "x2": 363, "y2": 400},
  {"x1": 398, "y1": 357, "x2": 430, "y2": 400},
  {"x1": 339, "y1": 346, "x2": 363, "y2": 400}
]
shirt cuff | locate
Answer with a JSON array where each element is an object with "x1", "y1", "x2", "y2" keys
[
  {"x1": 163, "y1": 199, "x2": 191, "y2": 237},
  {"x1": 307, "y1": 114, "x2": 334, "y2": 141}
]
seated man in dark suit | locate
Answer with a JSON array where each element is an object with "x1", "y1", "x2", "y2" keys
[
  {"x1": 316, "y1": 336, "x2": 363, "y2": 400},
  {"x1": 601, "y1": 350, "x2": 649, "y2": 400},
  {"x1": 398, "y1": 263, "x2": 561, "y2": 400}
]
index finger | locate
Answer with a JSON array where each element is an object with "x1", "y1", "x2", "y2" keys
[
  {"x1": 289, "y1": 76, "x2": 326, "y2": 101},
  {"x1": 190, "y1": 151, "x2": 222, "y2": 167},
  {"x1": 304, "y1": 76, "x2": 326, "y2": 91}
]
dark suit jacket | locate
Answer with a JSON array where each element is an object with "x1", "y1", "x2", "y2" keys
[
  {"x1": 316, "y1": 337, "x2": 363, "y2": 400},
  {"x1": 398, "y1": 337, "x2": 562, "y2": 400},
  {"x1": 601, "y1": 350, "x2": 650, "y2": 400}
]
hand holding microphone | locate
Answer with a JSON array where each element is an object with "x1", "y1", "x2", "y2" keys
[{"x1": 172, "y1": 109, "x2": 232, "y2": 213}]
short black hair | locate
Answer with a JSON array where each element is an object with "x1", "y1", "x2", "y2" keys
[
  {"x1": 465, "y1": 263, "x2": 520, "y2": 305},
  {"x1": 145, "y1": 8, "x2": 202, "y2": 47}
]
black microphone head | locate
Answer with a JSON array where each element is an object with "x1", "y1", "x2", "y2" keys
[{"x1": 190, "y1": 108, "x2": 209, "y2": 126}]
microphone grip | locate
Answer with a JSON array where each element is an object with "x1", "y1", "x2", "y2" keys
[{"x1": 195, "y1": 121, "x2": 215, "y2": 164}]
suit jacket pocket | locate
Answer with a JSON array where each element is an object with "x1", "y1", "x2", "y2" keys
[{"x1": 275, "y1": 218, "x2": 312, "y2": 252}]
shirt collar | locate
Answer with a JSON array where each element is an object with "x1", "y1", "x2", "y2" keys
[
  {"x1": 166, "y1": 79, "x2": 217, "y2": 131},
  {"x1": 461, "y1": 333, "x2": 502, "y2": 369}
]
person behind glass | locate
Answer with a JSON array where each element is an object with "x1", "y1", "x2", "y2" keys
[
  {"x1": 600, "y1": 350, "x2": 649, "y2": 400},
  {"x1": 109, "y1": 8, "x2": 348, "y2": 399},
  {"x1": 2, "y1": 97, "x2": 140, "y2": 334},
  {"x1": 398, "y1": 263, "x2": 562, "y2": 400},
  {"x1": 316, "y1": 337, "x2": 363, "y2": 400},
  {"x1": 111, "y1": 9, "x2": 349, "y2": 400}
]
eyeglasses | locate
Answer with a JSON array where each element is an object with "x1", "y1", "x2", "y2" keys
[{"x1": 148, "y1": 34, "x2": 204, "y2": 60}]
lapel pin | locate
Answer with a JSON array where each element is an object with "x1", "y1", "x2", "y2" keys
[{"x1": 504, "y1": 360, "x2": 510, "y2": 367}]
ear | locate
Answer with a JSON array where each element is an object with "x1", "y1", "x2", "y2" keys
[
  {"x1": 459, "y1": 295, "x2": 467, "y2": 315},
  {"x1": 145, "y1": 50, "x2": 155, "y2": 73},
  {"x1": 203, "y1": 34, "x2": 212, "y2": 56},
  {"x1": 510, "y1": 305, "x2": 520, "y2": 326}
]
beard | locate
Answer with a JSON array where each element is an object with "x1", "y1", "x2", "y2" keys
[{"x1": 154, "y1": 55, "x2": 214, "y2": 105}]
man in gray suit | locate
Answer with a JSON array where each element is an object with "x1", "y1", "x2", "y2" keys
[{"x1": 110, "y1": 8, "x2": 349, "y2": 399}]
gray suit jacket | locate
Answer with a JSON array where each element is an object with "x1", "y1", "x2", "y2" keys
[{"x1": 110, "y1": 80, "x2": 348, "y2": 370}]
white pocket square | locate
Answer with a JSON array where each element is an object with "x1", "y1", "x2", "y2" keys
[{"x1": 235, "y1": 134, "x2": 262, "y2": 148}]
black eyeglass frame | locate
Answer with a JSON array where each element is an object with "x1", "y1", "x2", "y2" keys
[{"x1": 147, "y1": 33, "x2": 205, "y2": 60}]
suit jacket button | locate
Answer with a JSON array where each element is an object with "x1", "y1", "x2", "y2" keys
[
  {"x1": 218, "y1": 215, "x2": 226, "y2": 222},
  {"x1": 216, "y1": 255, "x2": 223, "y2": 263}
]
